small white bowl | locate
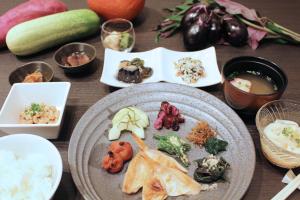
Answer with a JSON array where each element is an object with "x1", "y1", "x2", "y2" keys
[
  {"x1": 0, "y1": 82, "x2": 71, "y2": 139},
  {"x1": 0, "y1": 134, "x2": 63, "y2": 199}
]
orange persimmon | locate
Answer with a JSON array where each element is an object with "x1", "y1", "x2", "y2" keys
[{"x1": 87, "y1": 0, "x2": 145, "y2": 20}]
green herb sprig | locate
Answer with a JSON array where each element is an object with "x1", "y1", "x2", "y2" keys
[{"x1": 25, "y1": 103, "x2": 42, "y2": 116}]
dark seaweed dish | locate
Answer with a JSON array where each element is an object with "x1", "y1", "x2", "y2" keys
[{"x1": 194, "y1": 155, "x2": 230, "y2": 184}]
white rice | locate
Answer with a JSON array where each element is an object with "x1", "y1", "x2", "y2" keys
[{"x1": 0, "y1": 150, "x2": 54, "y2": 200}]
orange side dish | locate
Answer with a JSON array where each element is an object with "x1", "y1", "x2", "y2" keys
[{"x1": 187, "y1": 121, "x2": 217, "y2": 146}]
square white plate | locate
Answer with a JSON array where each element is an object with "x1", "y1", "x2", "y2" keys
[
  {"x1": 100, "y1": 47, "x2": 221, "y2": 87},
  {"x1": 0, "y1": 82, "x2": 71, "y2": 139}
]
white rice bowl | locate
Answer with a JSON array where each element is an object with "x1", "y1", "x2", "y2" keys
[{"x1": 0, "y1": 134, "x2": 62, "y2": 200}]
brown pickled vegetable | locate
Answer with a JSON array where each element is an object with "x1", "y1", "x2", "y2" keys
[
  {"x1": 23, "y1": 71, "x2": 43, "y2": 83},
  {"x1": 62, "y1": 51, "x2": 90, "y2": 67},
  {"x1": 101, "y1": 151, "x2": 124, "y2": 173}
]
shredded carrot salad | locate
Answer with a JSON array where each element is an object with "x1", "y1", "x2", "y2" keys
[{"x1": 187, "y1": 121, "x2": 217, "y2": 146}]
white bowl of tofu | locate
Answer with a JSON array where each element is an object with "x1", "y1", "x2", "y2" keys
[{"x1": 0, "y1": 82, "x2": 71, "y2": 139}]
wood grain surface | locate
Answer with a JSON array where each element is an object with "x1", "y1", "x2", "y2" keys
[{"x1": 0, "y1": 0, "x2": 299, "y2": 199}]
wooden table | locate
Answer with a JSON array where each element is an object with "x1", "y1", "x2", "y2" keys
[{"x1": 0, "y1": 0, "x2": 300, "y2": 199}]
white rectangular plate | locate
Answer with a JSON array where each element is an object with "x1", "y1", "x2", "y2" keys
[{"x1": 100, "y1": 47, "x2": 221, "y2": 88}]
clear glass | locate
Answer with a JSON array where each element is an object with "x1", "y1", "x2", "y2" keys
[{"x1": 101, "y1": 18, "x2": 135, "y2": 52}]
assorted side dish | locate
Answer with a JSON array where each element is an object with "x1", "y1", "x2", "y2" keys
[
  {"x1": 102, "y1": 103, "x2": 230, "y2": 199},
  {"x1": 19, "y1": 103, "x2": 59, "y2": 124},
  {"x1": 174, "y1": 57, "x2": 205, "y2": 84},
  {"x1": 0, "y1": 0, "x2": 299, "y2": 199},
  {"x1": 102, "y1": 31, "x2": 134, "y2": 52},
  {"x1": 117, "y1": 58, "x2": 153, "y2": 83}
]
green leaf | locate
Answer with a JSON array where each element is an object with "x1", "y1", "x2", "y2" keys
[
  {"x1": 176, "y1": 4, "x2": 190, "y2": 11},
  {"x1": 204, "y1": 137, "x2": 228, "y2": 155},
  {"x1": 185, "y1": 0, "x2": 200, "y2": 4},
  {"x1": 266, "y1": 21, "x2": 284, "y2": 34},
  {"x1": 166, "y1": 15, "x2": 183, "y2": 22},
  {"x1": 155, "y1": 33, "x2": 161, "y2": 43}
]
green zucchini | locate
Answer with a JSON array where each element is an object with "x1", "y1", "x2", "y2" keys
[{"x1": 6, "y1": 9, "x2": 100, "y2": 56}]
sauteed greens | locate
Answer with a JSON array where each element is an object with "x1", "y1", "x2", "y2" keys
[
  {"x1": 194, "y1": 155, "x2": 230, "y2": 183},
  {"x1": 154, "y1": 133, "x2": 191, "y2": 167}
]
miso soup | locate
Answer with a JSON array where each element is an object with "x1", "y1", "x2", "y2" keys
[{"x1": 228, "y1": 71, "x2": 278, "y2": 95}]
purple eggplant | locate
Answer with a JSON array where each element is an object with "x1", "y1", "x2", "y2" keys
[
  {"x1": 222, "y1": 15, "x2": 248, "y2": 46},
  {"x1": 181, "y1": 3, "x2": 210, "y2": 30},
  {"x1": 183, "y1": 23, "x2": 209, "y2": 51},
  {"x1": 208, "y1": 14, "x2": 222, "y2": 43},
  {"x1": 181, "y1": 4, "x2": 211, "y2": 50}
]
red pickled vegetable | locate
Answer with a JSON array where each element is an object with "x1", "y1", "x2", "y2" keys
[
  {"x1": 101, "y1": 151, "x2": 124, "y2": 173},
  {"x1": 108, "y1": 141, "x2": 133, "y2": 161},
  {"x1": 154, "y1": 101, "x2": 185, "y2": 131},
  {"x1": 0, "y1": 0, "x2": 67, "y2": 47}
]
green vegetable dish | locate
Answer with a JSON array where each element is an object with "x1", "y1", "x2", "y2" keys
[
  {"x1": 204, "y1": 137, "x2": 228, "y2": 155},
  {"x1": 194, "y1": 155, "x2": 230, "y2": 184},
  {"x1": 154, "y1": 133, "x2": 191, "y2": 167}
]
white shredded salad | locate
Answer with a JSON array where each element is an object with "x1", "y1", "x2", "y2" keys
[
  {"x1": 174, "y1": 57, "x2": 205, "y2": 83},
  {"x1": 0, "y1": 150, "x2": 54, "y2": 200}
]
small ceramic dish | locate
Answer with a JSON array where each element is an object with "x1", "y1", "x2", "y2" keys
[
  {"x1": 222, "y1": 56, "x2": 288, "y2": 114},
  {"x1": 0, "y1": 82, "x2": 71, "y2": 139},
  {"x1": 0, "y1": 134, "x2": 63, "y2": 199},
  {"x1": 53, "y1": 42, "x2": 96, "y2": 73},
  {"x1": 256, "y1": 100, "x2": 300, "y2": 168},
  {"x1": 9, "y1": 61, "x2": 54, "y2": 85},
  {"x1": 100, "y1": 46, "x2": 221, "y2": 87}
]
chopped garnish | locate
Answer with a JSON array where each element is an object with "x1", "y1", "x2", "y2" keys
[{"x1": 25, "y1": 103, "x2": 42, "y2": 116}]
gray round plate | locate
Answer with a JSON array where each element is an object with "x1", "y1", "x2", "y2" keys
[{"x1": 68, "y1": 82, "x2": 255, "y2": 200}]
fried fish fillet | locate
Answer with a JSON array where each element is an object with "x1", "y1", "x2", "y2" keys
[
  {"x1": 142, "y1": 177, "x2": 168, "y2": 200},
  {"x1": 140, "y1": 152, "x2": 202, "y2": 196},
  {"x1": 122, "y1": 134, "x2": 202, "y2": 199},
  {"x1": 122, "y1": 152, "x2": 151, "y2": 194}
]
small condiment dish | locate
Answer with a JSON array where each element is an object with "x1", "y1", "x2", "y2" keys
[
  {"x1": 9, "y1": 61, "x2": 54, "y2": 85},
  {"x1": 222, "y1": 56, "x2": 288, "y2": 114},
  {"x1": 0, "y1": 134, "x2": 63, "y2": 199},
  {"x1": 256, "y1": 100, "x2": 300, "y2": 168},
  {"x1": 0, "y1": 82, "x2": 71, "y2": 139},
  {"x1": 53, "y1": 42, "x2": 97, "y2": 74}
]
